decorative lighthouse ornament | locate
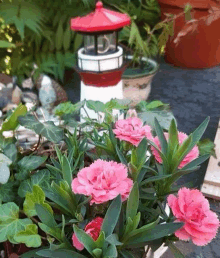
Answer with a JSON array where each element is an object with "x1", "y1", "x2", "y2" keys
[{"x1": 71, "y1": 1, "x2": 131, "y2": 121}]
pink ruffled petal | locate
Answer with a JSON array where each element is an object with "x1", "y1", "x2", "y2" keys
[{"x1": 175, "y1": 227, "x2": 191, "y2": 241}]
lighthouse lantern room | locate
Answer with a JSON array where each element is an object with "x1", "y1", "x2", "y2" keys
[{"x1": 70, "y1": 1, "x2": 131, "y2": 120}]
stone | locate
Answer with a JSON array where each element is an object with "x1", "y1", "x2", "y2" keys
[
  {"x1": 22, "y1": 77, "x2": 34, "y2": 89},
  {"x1": 36, "y1": 74, "x2": 68, "y2": 105},
  {"x1": 0, "y1": 73, "x2": 12, "y2": 85},
  {"x1": 0, "y1": 83, "x2": 5, "y2": 90}
]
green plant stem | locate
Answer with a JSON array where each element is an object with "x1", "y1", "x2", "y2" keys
[{"x1": 83, "y1": 106, "x2": 91, "y2": 121}]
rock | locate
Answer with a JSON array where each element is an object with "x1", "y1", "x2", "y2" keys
[
  {"x1": 11, "y1": 86, "x2": 22, "y2": 105},
  {"x1": 22, "y1": 77, "x2": 34, "y2": 89},
  {"x1": 36, "y1": 74, "x2": 68, "y2": 105},
  {"x1": 0, "y1": 87, "x2": 13, "y2": 109},
  {"x1": 21, "y1": 91, "x2": 38, "y2": 105},
  {"x1": 39, "y1": 75, "x2": 56, "y2": 109},
  {"x1": 0, "y1": 73, "x2": 12, "y2": 85},
  {"x1": 0, "y1": 153, "x2": 12, "y2": 184},
  {"x1": 0, "y1": 83, "x2": 5, "y2": 90}
]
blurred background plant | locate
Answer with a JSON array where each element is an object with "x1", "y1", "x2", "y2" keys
[
  {"x1": 0, "y1": 0, "x2": 165, "y2": 84},
  {"x1": 0, "y1": 0, "x2": 96, "y2": 84}
]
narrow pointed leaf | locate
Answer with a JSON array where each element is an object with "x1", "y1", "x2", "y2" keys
[{"x1": 101, "y1": 195, "x2": 122, "y2": 237}]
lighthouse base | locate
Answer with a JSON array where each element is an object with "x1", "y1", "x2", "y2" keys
[{"x1": 80, "y1": 80, "x2": 123, "y2": 122}]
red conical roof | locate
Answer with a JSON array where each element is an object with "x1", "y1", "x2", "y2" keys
[{"x1": 70, "y1": 1, "x2": 131, "y2": 33}]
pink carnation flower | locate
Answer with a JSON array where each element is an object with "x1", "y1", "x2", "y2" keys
[
  {"x1": 151, "y1": 132, "x2": 199, "y2": 169},
  {"x1": 72, "y1": 159, "x2": 133, "y2": 204},
  {"x1": 72, "y1": 217, "x2": 103, "y2": 250},
  {"x1": 113, "y1": 117, "x2": 153, "y2": 147},
  {"x1": 168, "y1": 188, "x2": 220, "y2": 246}
]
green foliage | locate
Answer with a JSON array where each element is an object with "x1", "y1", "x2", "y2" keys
[
  {"x1": 0, "y1": 0, "x2": 92, "y2": 81},
  {"x1": 19, "y1": 114, "x2": 64, "y2": 143},
  {"x1": 14, "y1": 224, "x2": 42, "y2": 248},
  {"x1": 0, "y1": 40, "x2": 15, "y2": 48},
  {"x1": 0, "y1": 202, "x2": 33, "y2": 243},
  {"x1": 198, "y1": 138, "x2": 216, "y2": 158},
  {"x1": 0, "y1": 103, "x2": 27, "y2": 132},
  {"x1": 0, "y1": 99, "x2": 213, "y2": 257},
  {"x1": 23, "y1": 185, "x2": 53, "y2": 217}
]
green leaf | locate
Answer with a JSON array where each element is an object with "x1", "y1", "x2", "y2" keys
[
  {"x1": 23, "y1": 185, "x2": 53, "y2": 217},
  {"x1": 1, "y1": 103, "x2": 27, "y2": 132},
  {"x1": 115, "y1": 145, "x2": 127, "y2": 165},
  {"x1": 74, "y1": 225, "x2": 96, "y2": 255},
  {"x1": 3, "y1": 143, "x2": 17, "y2": 162},
  {"x1": 20, "y1": 247, "x2": 48, "y2": 257},
  {"x1": 14, "y1": 224, "x2": 41, "y2": 248},
  {"x1": 86, "y1": 100, "x2": 106, "y2": 113},
  {"x1": 132, "y1": 212, "x2": 141, "y2": 230},
  {"x1": 0, "y1": 40, "x2": 15, "y2": 48},
  {"x1": 18, "y1": 180, "x2": 33, "y2": 198},
  {"x1": 0, "y1": 182, "x2": 16, "y2": 202},
  {"x1": 35, "y1": 203, "x2": 57, "y2": 228},
  {"x1": 56, "y1": 20, "x2": 64, "y2": 51},
  {"x1": 105, "y1": 234, "x2": 123, "y2": 246},
  {"x1": 154, "y1": 118, "x2": 168, "y2": 155},
  {"x1": 168, "y1": 119, "x2": 179, "y2": 160},
  {"x1": 44, "y1": 184, "x2": 72, "y2": 215},
  {"x1": 180, "y1": 154, "x2": 210, "y2": 170},
  {"x1": 102, "y1": 195, "x2": 122, "y2": 237},
  {"x1": 92, "y1": 248, "x2": 102, "y2": 258},
  {"x1": 37, "y1": 249, "x2": 87, "y2": 258},
  {"x1": 38, "y1": 223, "x2": 62, "y2": 242},
  {"x1": 136, "y1": 138, "x2": 148, "y2": 168},
  {"x1": 171, "y1": 135, "x2": 192, "y2": 171},
  {"x1": 63, "y1": 27, "x2": 72, "y2": 52},
  {"x1": 120, "y1": 250, "x2": 136, "y2": 258},
  {"x1": 198, "y1": 138, "x2": 216, "y2": 158},
  {"x1": 31, "y1": 169, "x2": 50, "y2": 185},
  {"x1": 95, "y1": 231, "x2": 105, "y2": 248},
  {"x1": 145, "y1": 100, "x2": 165, "y2": 110},
  {"x1": 140, "y1": 174, "x2": 172, "y2": 186},
  {"x1": 18, "y1": 156, "x2": 47, "y2": 171},
  {"x1": 18, "y1": 115, "x2": 64, "y2": 143},
  {"x1": 139, "y1": 110, "x2": 176, "y2": 131},
  {"x1": 122, "y1": 216, "x2": 160, "y2": 244},
  {"x1": 104, "y1": 244, "x2": 117, "y2": 258},
  {"x1": 62, "y1": 155, "x2": 72, "y2": 187},
  {"x1": 187, "y1": 117, "x2": 210, "y2": 153},
  {"x1": 0, "y1": 202, "x2": 32, "y2": 243},
  {"x1": 18, "y1": 169, "x2": 50, "y2": 198},
  {"x1": 73, "y1": 34, "x2": 83, "y2": 51},
  {"x1": 125, "y1": 222, "x2": 184, "y2": 247},
  {"x1": 126, "y1": 182, "x2": 139, "y2": 221}
]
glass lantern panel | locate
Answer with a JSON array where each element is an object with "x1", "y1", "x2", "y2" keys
[
  {"x1": 97, "y1": 32, "x2": 116, "y2": 55},
  {"x1": 84, "y1": 35, "x2": 95, "y2": 55}
]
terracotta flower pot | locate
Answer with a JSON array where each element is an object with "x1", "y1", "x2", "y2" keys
[
  {"x1": 158, "y1": 0, "x2": 220, "y2": 68},
  {"x1": 122, "y1": 57, "x2": 159, "y2": 107}
]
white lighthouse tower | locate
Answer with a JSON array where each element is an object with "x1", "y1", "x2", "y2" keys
[{"x1": 70, "y1": 1, "x2": 131, "y2": 121}]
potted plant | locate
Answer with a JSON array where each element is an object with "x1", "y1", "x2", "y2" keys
[
  {"x1": 0, "y1": 99, "x2": 218, "y2": 257},
  {"x1": 107, "y1": 0, "x2": 161, "y2": 107},
  {"x1": 157, "y1": 0, "x2": 220, "y2": 68}
]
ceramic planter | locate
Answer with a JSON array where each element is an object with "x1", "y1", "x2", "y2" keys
[
  {"x1": 122, "y1": 57, "x2": 159, "y2": 107},
  {"x1": 158, "y1": 0, "x2": 220, "y2": 68}
]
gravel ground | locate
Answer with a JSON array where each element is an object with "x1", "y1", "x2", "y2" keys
[{"x1": 64, "y1": 58, "x2": 220, "y2": 258}]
